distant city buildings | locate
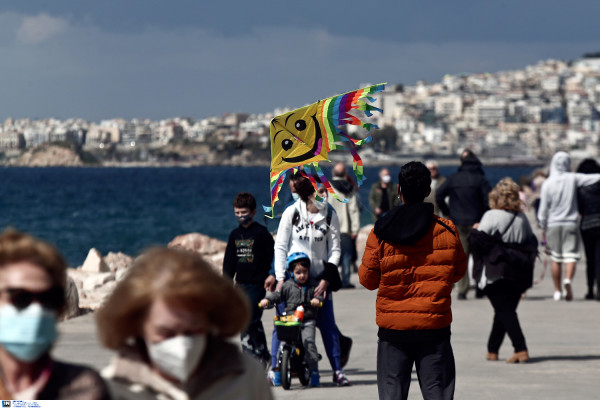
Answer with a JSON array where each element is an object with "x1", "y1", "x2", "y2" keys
[{"x1": 1, "y1": 56, "x2": 600, "y2": 161}]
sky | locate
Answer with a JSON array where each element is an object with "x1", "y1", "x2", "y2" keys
[{"x1": 1, "y1": 0, "x2": 599, "y2": 122}]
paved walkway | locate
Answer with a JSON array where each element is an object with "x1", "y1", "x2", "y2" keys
[{"x1": 54, "y1": 219, "x2": 600, "y2": 399}]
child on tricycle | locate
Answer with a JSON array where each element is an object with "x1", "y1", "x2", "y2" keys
[{"x1": 260, "y1": 252, "x2": 323, "y2": 388}]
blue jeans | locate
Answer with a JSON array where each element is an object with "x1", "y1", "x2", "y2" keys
[
  {"x1": 271, "y1": 290, "x2": 342, "y2": 372},
  {"x1": 340, "y1": 233, "x2": 354, "y2": 287}
]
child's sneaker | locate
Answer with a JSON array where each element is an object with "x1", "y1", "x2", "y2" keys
[
  {"x1": 309, "y1": 370, "x2": 320, "y2": 387},
  {"x1": 268, "y1": 370, "x2": 281, "y2": 386},
  {"x1": 333, "y1": 370, "x2": 351, "y2": 386}
]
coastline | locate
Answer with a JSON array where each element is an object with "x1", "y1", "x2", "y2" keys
[{"x1": 2, "y1": 156, "x2": 548, "y2": 168}]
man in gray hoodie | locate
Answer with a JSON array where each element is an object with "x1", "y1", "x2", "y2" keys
[{"x1": 537, "y1": 151, "x2": 600, "y2": 301}]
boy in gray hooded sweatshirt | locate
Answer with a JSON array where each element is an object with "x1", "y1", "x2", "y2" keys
[{"x1": 537, "y1": 151, "x2": 600, "y2": 301}]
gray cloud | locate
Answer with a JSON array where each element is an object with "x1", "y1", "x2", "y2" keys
[
  {"x1": 1, "y1": 12, "x2": 596, "y2": 121},
  {"x1": 16, "y1": 13, "x2": 68, "y2": 44}
]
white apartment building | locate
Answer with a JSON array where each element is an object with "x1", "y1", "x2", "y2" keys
[
  {"x1": 474, "y1": 98, "x2": 506, "y2": 126},
  {"x1": 23, "y1": 127, "x2": 49, "y2": 147},
  {"x1": 567, "y1": 100, "x2": 594, "y2": 127},
  {"x1": 434, "y1": 94, "x2": 463, "y2": 118}
]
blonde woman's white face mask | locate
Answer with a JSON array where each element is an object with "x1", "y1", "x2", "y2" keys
[{"x1": 147, "y1": 334, "x2": 207, "y2": 383}]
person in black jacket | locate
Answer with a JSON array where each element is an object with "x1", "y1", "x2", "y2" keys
[
  {"x1": 576, "y1": 159, "x2": 600, "y2": 300},
  {"x1": 223, "y1": 192, "x2": 274, "y2": 367},
  {"x1": 436, "y1": 149, "x2": 491, "y2": 300}
]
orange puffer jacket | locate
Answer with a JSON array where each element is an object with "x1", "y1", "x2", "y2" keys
[{"x1": 359, "y1": 211, "x2": 467, "y2": 331}]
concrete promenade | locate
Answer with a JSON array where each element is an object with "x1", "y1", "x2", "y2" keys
[{"x1": 54, "y1": 213, "x2": 600, "y2": 400}]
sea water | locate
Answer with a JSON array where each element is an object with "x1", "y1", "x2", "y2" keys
[{"x1": 0, "y1": 165, "x2": 538, "y2": 266}]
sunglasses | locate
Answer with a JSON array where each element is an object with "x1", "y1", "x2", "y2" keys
[{"x1": 0, "y1": 287, "x2": 64, "y2": 311}]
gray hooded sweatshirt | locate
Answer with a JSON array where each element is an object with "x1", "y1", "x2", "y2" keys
[{"x1": 537, "y1": 151, "x2": 600, "y2": 229}]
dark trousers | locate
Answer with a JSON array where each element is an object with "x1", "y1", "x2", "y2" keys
[
  {"x1": 377, "y1": 337, "x2": 455, "y2": 400},
  {"x1": 581, "y1": 228, "x2": 600, "y2": 295},
  {"x1": 340, "y1": 233, "x2": 354, "y2": 287},
  {"x1": 484, "y1": 279, "x2": 527, "y2": 354},
  {"x1": 237, "y1": 282, "x2": 270, "y2": 366}
]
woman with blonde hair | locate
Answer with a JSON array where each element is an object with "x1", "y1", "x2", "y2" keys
[
  {"x1": 0, "y1": 229, "x2": 109, "y2": 399},
  {"x1": 96, "y1": 247, "x2": 272, "y2": 399},
  {"x1": 468, "y1": 177, "x2": 538, "y2": 363}
]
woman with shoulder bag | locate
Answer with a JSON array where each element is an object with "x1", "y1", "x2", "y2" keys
[
  {"x1": 468, "y1": 178, "x2": 538, "y2": 364},
  {"x1": 272, "y1": 174, "x2": 351, "y2": 386}
]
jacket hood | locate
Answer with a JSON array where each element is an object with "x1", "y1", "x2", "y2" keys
[
  {"x1": 458, "y1": 157, "x2": 484, "y2": 175},
  {"x1": 550, "y1": 151, "x2": 571, "y2": 175},
  {"x1": 374, "y1": 202, "x2": 434, "y2": 245}
]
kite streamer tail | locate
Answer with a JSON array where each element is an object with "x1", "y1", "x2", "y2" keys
[
  {"x1": 336, "y1": 132, "x2": 368, "y2": 187},
  {"x1": 263, "y1": 170, "x2": 287, "y2": 218},
  {"x1": 350, "y1": 149, "x2": 366, "y2": 187}
]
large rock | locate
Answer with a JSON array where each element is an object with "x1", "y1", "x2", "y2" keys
[
  {"x1": 61, "y1": 274, "x2": 81, "y2": 321},
  {"x1": 81, "y1": 248, "x2": 110, "y2": 273},
  {"x1": 82, "y1": 272, "x2": 115, "y2": 292},
  {"x1": 168, "y1": 232, "x2": 227, "y2": 255},
  {"x1": 168, "y1": 232, "x2": 227, "y2": 271},
  {"x1": 104, "y1": 251, "x2": 134, "y2": 281},
  {"x1": 65, "y1": 234, "x2": 228, "y2": 317},
  {"x1": 104, "y1": 251, "x2": 134, "y2": 273}
]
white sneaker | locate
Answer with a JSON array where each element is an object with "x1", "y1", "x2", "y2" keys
[
  {"x1": 563, "y1": 279, "x2": 573, "y2": 301},
  {"x1": 553, "y1": 291, "x2": 562, "y2": 301}
]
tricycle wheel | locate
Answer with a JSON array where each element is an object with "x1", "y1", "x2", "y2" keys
[
  {"x1": 281, "y1": 348, "x2": 292, "y2": 390},
  {"x1": 298, "y1": 362, "x2": 310, "y2": 386}
]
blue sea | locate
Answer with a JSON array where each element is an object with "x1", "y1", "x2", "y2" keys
[{"x1": 0, "y1": 165, "x2": 539, "y2": 267}]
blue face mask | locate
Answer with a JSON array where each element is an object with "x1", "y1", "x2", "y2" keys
[
  {"x1": 291, "y1": 193, "x2": 300, "y2": 202},
  {"x1": 0, "y1": 303, "x2": 58, "y2": 362}
]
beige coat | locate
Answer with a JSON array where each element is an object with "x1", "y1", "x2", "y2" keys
[
  {"x1": 424, "y1": 175, "x2": 447, "y2": 217},
  {"x1": 327, "y1": 177, "x2": 360, "y2": 236},
  {"x1": 102, "y1": 338, "x2": 272, "y2": 400}
]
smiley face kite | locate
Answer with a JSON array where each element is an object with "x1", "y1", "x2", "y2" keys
[{"x1": 265, "y1": 83, "x2": 385, "y2": 218}]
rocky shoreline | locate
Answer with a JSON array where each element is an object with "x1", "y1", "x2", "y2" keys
[{"x1": 63, "y1": 225, "x2": 375, "y2": 319}]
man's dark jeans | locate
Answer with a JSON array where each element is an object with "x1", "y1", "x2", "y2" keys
[
  {"x1": 237, "y1": 282, "x2": 270, "y2": 366},
  {"x1": 377, "y1": 337, "x2": 455, "y2": 400}
]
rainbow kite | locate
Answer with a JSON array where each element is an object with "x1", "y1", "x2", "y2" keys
[{"x1": 264, "y1": 83, "x2": 385, "y2": 218}]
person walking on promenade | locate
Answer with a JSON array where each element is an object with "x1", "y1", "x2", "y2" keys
[
  {"x1": 436, "y1": 149, "x2": 491, "y2": 300},
  {"x1": 97, "y1": 247, "x2": 272, "y2": 400},
  {"x1": 424, "y1": 160, "x2": 447, "y2": 217},
  {"x1": 359, "y1": 161, "x2": 467, "y2": 400},
  {"x1": 576, "y1": 158, "x2": 600, "y2": 300},
  {"x1": 537, "y1": 151, "x2": 600, "y2": 301},
  {"x1": 468, "y1": 178, "x2": 538, "y2": 363},
  {"x1": 0, "y1": 229, "x2": 109, "y2": 400},
  {"x1": 274, "y1": 175, "x2": 351, "y2": 386},
  {"x1": 222, "y1": 192, "x2": 274, "y2": 368},
  {"x1": 369, "y1": 168, "x2": 400, "y2": 222},
  {"x1": 328, "y1": 163, "x2": 361, "y2": 289}
]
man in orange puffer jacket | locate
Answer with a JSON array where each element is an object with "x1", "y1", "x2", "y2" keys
[{"x1": 359, "y1": 161, "x2": 467, "y2": 400}]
